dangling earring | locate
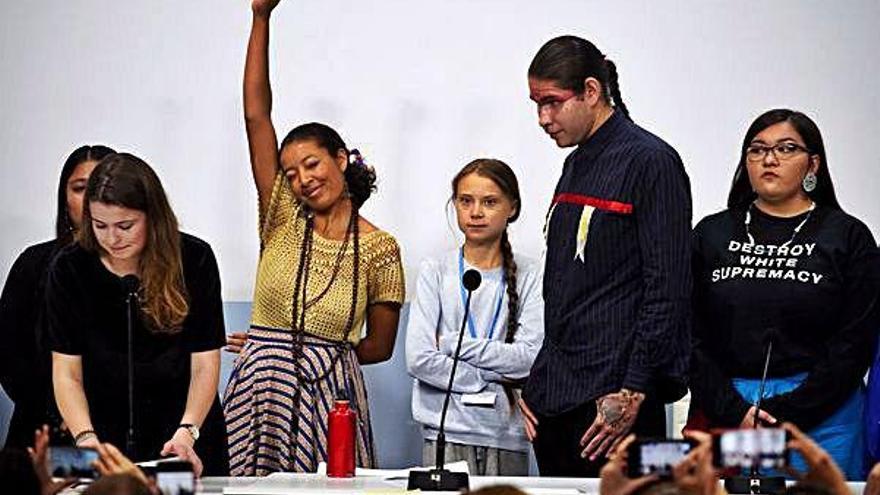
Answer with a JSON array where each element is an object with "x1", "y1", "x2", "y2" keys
[{"x1": 802, "y1": 172, "x2": 817, "y2": 193}]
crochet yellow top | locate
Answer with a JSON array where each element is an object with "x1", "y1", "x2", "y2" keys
[{"x1": 250, "y1": 172, "x2": 405, "y2": 345}]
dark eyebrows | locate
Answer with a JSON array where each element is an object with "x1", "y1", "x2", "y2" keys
[{"x1": 750, "y1": 137, "x2": 800, "y2": 146}]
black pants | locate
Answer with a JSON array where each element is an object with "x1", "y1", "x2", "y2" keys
[{"x1": 533, "y1": 397, "x2": 667, "y2": 477}]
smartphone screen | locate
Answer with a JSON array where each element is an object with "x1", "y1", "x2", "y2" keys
[
  {"x1": 714, "y1": 428, "x2": 788, "y2": 469},
  {"x1": 627, "y1": 439, "x2": 694, "y2": 478},
  {"x1": 155, "y1": 461, "x2": 195, "y2": 495},
  {"x1": 49, "y1": 446, "x2": 99, "y2": 479}
]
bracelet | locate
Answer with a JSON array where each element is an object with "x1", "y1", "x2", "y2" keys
[{"x1": 74, "y1": 430, "x2": 97, "y2": 445}]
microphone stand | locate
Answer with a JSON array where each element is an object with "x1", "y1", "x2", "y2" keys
[
  {"x1": 724, "y1": 337, "x2": 786, "y2": 495},
  {"x1": 123, "y1": 278, "x2": 139, "y2": 457},
  {"x1": 407, "y1": 272, "x2": 479, "y2": 491}
]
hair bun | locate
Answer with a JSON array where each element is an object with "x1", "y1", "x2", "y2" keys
[
  {"x1": 344, "y1": 148, "x2": 377, "y2": 208},
  {"x1": 349, "y1": 148, "x2": 365, "y2": 167}
]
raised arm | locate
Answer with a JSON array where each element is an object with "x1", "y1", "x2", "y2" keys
[{"x1": 245, "y1": 0, "x2": 282, "y2": 215}]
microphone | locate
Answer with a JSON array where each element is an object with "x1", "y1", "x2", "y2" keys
[
  {"x1": 121, "y1": 274, "x2": 140, "y2": 296},
  {"x1": 121, "y1": 274, "x2": 140, "y2": 458},
  {"x1": 462, "y1": 269, "x2": 481, "y2": 291},
  {"x1": 724, "y1": 327, "x2": 785, "y2": 495},
  {"x1": 407, "y1": 269, "x2": 481, "y2": 491}
]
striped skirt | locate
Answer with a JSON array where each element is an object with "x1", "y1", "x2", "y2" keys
[{"x1": 223, "y1": 327, "x2": 375, "y2": 476}]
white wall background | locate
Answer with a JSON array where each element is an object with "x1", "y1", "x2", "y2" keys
[{"x1": 1, "y1": 0, "x2": 879, "y2": 300}]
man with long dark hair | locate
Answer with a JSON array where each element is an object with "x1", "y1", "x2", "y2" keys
[{"x1": 519, "y1": 35, "x2": 692, "y2": 477}]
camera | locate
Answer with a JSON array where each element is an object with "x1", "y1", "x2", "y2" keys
[
  {"x1": 627, "y1": 438, "x2": 696, "y2": 478},
  {"x1": 713, "y1": 428, "x2": 789, "y2": 470},
  {"x1": 49, "y1": 446, "x2": 99, "y2": 479},
  {"x1": 153, "y1": 460, "x2": 195, "y2": 495}
]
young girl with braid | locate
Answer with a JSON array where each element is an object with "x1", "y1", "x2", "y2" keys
[
  {"x1": 405, "y1": 159, "x2": 544, "y2": 476},
  {"x1": 223, "y1": 0, "x2": 405, "y2": 476}
]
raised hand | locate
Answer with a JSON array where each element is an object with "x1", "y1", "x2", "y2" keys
[
  {"x1": 599, "y1": 434, "x2": 659, "y2": 495},
  {"x1": 29, "y1": 425, "x2": 78, "y2": 495},
  {"x1": 93, "y1": 443, "x2": 150, "y2": 486},
  {"x1": 252, "y1": 0, "x2": 282, "y2": 17},
  {"x1": 673, "y1": 430, "x2": 723, "y2": 495},
  {"x1": 783, "y1": 422, "x2": 848, "y2": 495}
]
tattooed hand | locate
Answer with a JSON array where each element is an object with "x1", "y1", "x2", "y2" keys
[{"x1": 580, "y1": 388, "x2": 645, "y2": 461}]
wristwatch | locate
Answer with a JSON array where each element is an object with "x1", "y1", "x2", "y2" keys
[{"x1": 179, "y1": 423, "x2": 200, "y2": 441}]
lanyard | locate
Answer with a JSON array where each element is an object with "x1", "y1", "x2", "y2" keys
[{"x1": 458, "y1": 248, "x2": 506, "y2": 340}]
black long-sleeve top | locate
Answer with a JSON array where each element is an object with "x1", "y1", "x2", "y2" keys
[
  {"x1": 0, "y1": 239, "x2": 63, "y2": 448},
  {"x1": 523, "y1": 111, "x2": 693, "y2": 416},
  {"x1": 690, "y1": 206, "x2": 880, "y2": 430}
]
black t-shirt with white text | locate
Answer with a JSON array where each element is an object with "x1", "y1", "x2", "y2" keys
[{"x1": 690, "y1": 205, "x2": 880, "y2": 430}]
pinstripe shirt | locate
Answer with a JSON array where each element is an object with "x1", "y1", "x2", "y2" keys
[{"x1": 522, "y1": 111, "x2": 692, "y2": 416}]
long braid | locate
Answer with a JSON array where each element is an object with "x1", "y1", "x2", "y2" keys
[
  {"x1": 605, "y1": 58, "x2": 630, "y2": 120},
  {"x1": 500, "y1": 230, "x2": 519, "y2": 343},
  {"x1": 499, "y1": 229, "x2": 521, "y2": 408},
  {"x1": 339, "y1": 204, "x2": 360, "y2": 402},
  {"x1": 346, "y1": 205, "x2": 360, "y2": 342}
]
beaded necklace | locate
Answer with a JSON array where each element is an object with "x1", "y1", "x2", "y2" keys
[{"x1": 744, "y1": 200, "x2": 815, "y2": 247}]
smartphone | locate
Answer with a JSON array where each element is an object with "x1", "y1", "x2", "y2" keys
[
  {"x1": 49, "y1": 446, "x2": 99, "y2": 479},
  {"x1": 627, "y1": 438, "x2": 695, "y2": 478},
  {"x1": 154, "y1": 460, "x2": 195, "y2": 495},
  {"x1": 713, "y1": 428, "x2": 789, "y2": 470}
]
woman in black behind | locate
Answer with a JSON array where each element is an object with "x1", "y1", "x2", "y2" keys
[{"x1": 0, "y1": 145, "x2": 115, "y2": 448}]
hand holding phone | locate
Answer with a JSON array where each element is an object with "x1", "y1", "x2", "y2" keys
[
  {"x1": 599, "y1": 434, "x2": 661, "y2": 495},
  {"x1": 783, "y1": 422, "x2": 848, "y2": 494}
]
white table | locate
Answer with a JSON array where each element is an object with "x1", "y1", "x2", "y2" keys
[
  {"x1": 198, "y1": 472, "x2": 868, "y2": 495},
  {"x1": 201, "y1": 473, "x2": 598, "y2": 495}
]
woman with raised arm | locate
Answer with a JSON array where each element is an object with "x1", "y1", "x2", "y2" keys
[{"x1": 223, "y1": 0, "x2": 405, "y2": 476}]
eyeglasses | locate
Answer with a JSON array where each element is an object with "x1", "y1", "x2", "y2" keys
[{"x1": 745, "y1": 142, "x2": 811, "y2": 162}]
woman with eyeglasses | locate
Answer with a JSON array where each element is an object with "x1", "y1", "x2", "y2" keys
[{"x1": 687, "y1": 109, "x2": 880, "y2": 478}]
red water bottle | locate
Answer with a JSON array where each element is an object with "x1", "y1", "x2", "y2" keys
[{"x1": 327, "y1": 399, "x2": 356, "y2": 477}]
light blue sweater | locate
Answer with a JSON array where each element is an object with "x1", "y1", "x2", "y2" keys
[{"x1": 405, "y1": 249, "x2": 544, "y2": 453}]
